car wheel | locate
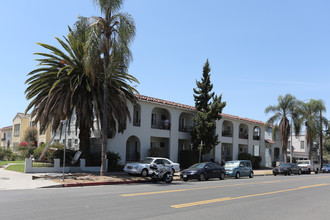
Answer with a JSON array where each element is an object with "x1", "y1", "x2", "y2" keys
[
  {"x1": 315, "y1": 169, "x2": 318, "y2": 174},
  {"x1": 298, "y1": 170, "x2": 301, "y2": 175},
  {"x1": 307, "y1": 169, "x2": 311, "y2": 174},
  {"x1": 249, "y1": 171, "x2": 254, "y2": 178},
  {"x1": 141, "y1": 169, "x2": 148, "y2": 177},
  {"x1": 288, "y1": 170, "x2": 292, "y2": 175},
  {"x1": 199, "y1": 173, "x2": 206, "y2": 181},
  {"x1": 235, "y1": 172, "x2": 240, "y2": 179},
  {"x1": 273, "y1": 173, "x2": 277, "y2": 176},
  {"x1": 183, "y1": 178, "x2": 188, "y2": 182},
  {"x1": 219, "y1": 172, "x2": 225, "y2": 180}
]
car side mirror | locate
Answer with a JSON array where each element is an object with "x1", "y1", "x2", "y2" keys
[{"x1": 205, "y1": 166, "x2": 209, "y2": 169}]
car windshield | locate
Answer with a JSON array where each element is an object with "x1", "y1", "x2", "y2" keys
[
  {"x1": 139, "y1": 158, "x2": 154, "y2": 164},
  {"x1": 279, "y1": 163, "x2": 291, "y2": 167},
  {"x1": 189, "y1": 163, "x2": 206, "y2": 169},
  {"x1": 297, "y1": 161, "x2": 310, "y2": 165},
  {"x1": 224, "y1": 161, "x2": 240, "y2": 168}
]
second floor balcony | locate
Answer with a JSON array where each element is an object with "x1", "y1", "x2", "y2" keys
[
  {"x1": 222, "y1": 130, "x2": 233, "y2": 137},
  {"x1": 239, "y1": 133, "x2": 248, "y2": 139}
]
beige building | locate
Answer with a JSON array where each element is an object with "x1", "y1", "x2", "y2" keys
[
  {"x1": 9, "y1": 113, "x2": 52, "y2": 150},
  {"x1": 0, "y1": 126, "x2": 12, "y2": 148},
  {"x1": 12, "y1": 113, "x2": 30, "y2": 149},
  {"x1": 29, "y1": 116, "x2": 52, "y2": 146}
]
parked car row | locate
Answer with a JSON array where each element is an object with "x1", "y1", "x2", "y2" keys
[
  {"x1": 273, "y1": 163, "x2": 302, "y2": 176},
  {"x1": 123, "y1": 157, "x2": 180, "y2": 177},
  {"x1": 123, "y1": 157, "x2": 330, "y2": 182},
  {"x1": 124, "y1": 157, "x2": 254, "y2": 181}
]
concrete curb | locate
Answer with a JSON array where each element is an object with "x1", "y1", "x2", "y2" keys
[
  {"x1": 62, "y1": 179, "x2": 151, "y2": 187},
  {"x1": 43, "y1": 172, "x2": 273, "y2": 188}
]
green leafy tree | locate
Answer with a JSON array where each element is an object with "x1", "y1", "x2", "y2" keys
[
  {"x1": 87, "y1": 0, "x2": 138, "y2": 175},
  {"x1": 265, "y1": 94, "x2": 300, "y2": 162},
  {"x1": 296, "y1": 99, "x2": 328, "y2": 160},
  {"x1": 191, "y1": 59, "x2": 226, "y2": 155},
  {"x1": 25, "y1": 20, "x2": 98, "y2": 158},
  {"x1": 23, "y1": 127, "x2": 38, "y2": 147}
]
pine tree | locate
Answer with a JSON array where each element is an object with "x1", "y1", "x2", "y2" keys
[{"x1": 191, "y1": 59, "x2": 226, "y2": 155}]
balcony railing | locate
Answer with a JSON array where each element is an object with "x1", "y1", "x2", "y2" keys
[
  {"x1": 179, "y1": 126, "x2": 192, "y2": 132},
  {"x1": 151, "y1": 122, "x2": 170, "y2": 130},
  {"x1": 222, "y1": 131, "x2": 233, "y2": 137},
  {"x1": 239, "y1": 133, "x2": 248, "y2": 139},
  {"x1": 133, "y1": 120, "x2": 141, "y2": 127}
]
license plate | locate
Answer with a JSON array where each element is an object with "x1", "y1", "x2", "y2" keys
[{"x1": 183, "y1": 175, "x2": 187, "y2": 178}]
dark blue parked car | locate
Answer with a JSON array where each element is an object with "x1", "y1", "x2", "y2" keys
[
  {"x1": 322, "y1": 164, "x2": 330, "y2": 173},
  {"x1": 180, "y1": 162, "x2": 225, "y2": 181}
]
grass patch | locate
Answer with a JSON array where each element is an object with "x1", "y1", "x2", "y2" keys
[
  {"x1": 0, "y1": 160, "x2": 25, "y2": 166},
  {"x1": 5, "y1": 164, "x2": 25, "y2": 173}
]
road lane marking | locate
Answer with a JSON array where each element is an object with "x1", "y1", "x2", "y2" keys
[
  {"x1": 171, "y1": 183, "x2": 330, "y2": 208},
  {"x1": 120, "y1": 176, "x2": 330, "y2": 197},
  {"x1": 121, "y1": 184, "x2": 246, "y2": 197}
]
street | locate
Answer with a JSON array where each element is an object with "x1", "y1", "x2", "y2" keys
[{"x1": 1, "y1": 174, "x2": 330, "y2": 220}]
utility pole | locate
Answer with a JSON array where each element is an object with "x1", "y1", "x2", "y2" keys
[
  {"x1": 61, "y1": 120, "x2": 67, "y2": 182},
  {"x1": 320, "y1": 110, "x2": 323, "y2": 168},
  {"x1": 199, "y1": 141, "x2": 203, "y2": 163},
  {"x1": 290, "y1": 117, "x2": 293, "y2": 163}
]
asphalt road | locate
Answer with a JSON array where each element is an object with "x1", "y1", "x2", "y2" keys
[{"x1": 1, "y1": 174, "x2": 330, "y2": 220}]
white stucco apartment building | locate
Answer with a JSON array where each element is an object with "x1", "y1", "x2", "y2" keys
[{"x1": 97, "y1": 95, "x2": 283, "y2": 168}]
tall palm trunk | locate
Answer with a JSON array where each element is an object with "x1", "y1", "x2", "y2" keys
[
  {"x1": 79, "y1": 124, "x2": 91, "y2": 158},
  {"x1": 101, "y1": 36, "x2": 110, "y2": 176}
]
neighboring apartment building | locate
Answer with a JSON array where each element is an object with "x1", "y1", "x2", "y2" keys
[
  {"x1": 51, "y1": 110, "x2": 80, "y2": 150},
  {"x1": 29, "y1": 116, "x2": 52, "y2": 146},
  {"x1": 12, "y1": 113, "x2": 30, "y2": 149},
  {"x1": 0, "y1": 126, "x2": 12, "y2": 147},
  {"x1": 7, "y1": 113, "x2": 52, "y2": 150},
  {"x1": 288, "y1": 134, "x2": 318, "y2": 161}
]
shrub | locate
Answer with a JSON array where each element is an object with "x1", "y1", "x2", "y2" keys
[
  {"x1": 148, "y1": 147, "x2": 161, "y2": 157},
  {"x1": 178, "y1": 150, "x2": 199, "y2": 169},
  {"x1": 0, "y1": 147, "x2": 17, "y2": 161},
  {"x1": 18, "y1": 142, "x2": 29, "y2": 151},
  {"x1": 51, "y1": 148, "x2": 76, "y2": 163},
  {"x1": 86, "y1": 153, "x2": 101, "y2": 166},
  {"x1": 107, "y1": 151, "x2": 122, "y2": 171},
  {"x1": 23, "y1": 127, "x2": 38, "y2": 147},
  {"x1": 24, "y1": 147, "x2": 35, "y2": 158},
  {"x1": 238, "y1": 152, "x2": 262, "y2": 169}
]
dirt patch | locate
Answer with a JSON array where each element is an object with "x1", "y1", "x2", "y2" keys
[{"x1": 34, "y1": 173, "x2": 151, "y2": 184}]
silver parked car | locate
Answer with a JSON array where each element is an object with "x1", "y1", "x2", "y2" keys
[{"x1": 123, "y1": 157, "x2": 180, "y2": 177}]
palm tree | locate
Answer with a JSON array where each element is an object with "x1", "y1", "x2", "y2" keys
[
  {"x1": 297, "y1": 99, "x2": 328, "y2": 160},
  {"x1": 87, "y1": 0, "x2": 137, "y2": 175},
  {"x1": 25, "y1": 20, "x2": 99, "y2": 157},
  {"x1": 265, "y1": 94, "x2": 300, "y2": 162}
]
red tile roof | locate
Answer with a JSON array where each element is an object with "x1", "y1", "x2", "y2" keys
[
  {"x1": 136, "y1": 94, "x2": 267, "y2": 125},
  {"x1": 265, "y1": 139, "x2": 275, "y2": 144},
  {"x1": 1, "y1": 126, "x2": 12, "y2": 130},
  {"x1": 136, "y1": 94, "x2": 195, "y2": 111}
]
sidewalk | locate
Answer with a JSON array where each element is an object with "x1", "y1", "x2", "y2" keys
[
  {"x1": 0, "y1": 168, "x2": 273, "y2": 190},
  {"x1": 0, "y1": 168, "x2": 61, "y2": 190}
]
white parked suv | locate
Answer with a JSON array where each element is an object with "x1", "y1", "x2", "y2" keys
[
  {"x1": 123, "y1": 157, "x2": 180, "y2": 177},
  {"x1": 297, "y1": 160, "x2": 320, "y2": 174}
]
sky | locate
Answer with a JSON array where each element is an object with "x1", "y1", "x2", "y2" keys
[{"x1": 1, "y1": 0, "x2": 330, "y2": 128}]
